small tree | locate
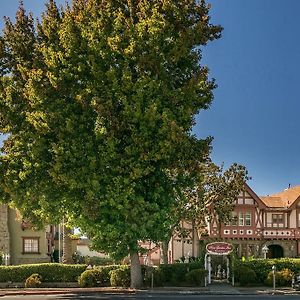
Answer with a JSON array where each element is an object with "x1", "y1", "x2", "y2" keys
[{"x1": 160, "y1": 158, "x2": 248, "y2": 263}]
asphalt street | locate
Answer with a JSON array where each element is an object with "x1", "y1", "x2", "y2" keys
[{"x1": 1, "y1": 294, "x2": 300, "y2": 300}]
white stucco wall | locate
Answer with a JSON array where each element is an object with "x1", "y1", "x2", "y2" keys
[{"x1": 290, "y1": 210, "x2": 297, "y2": 228}]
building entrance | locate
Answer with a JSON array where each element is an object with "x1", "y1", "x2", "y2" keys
[
  {"x1": 268, "y1": 244, "x2": 284, "y2": 258},
  {"x1": 204, "y1": 242, "x2": 233, "y2": 286}
]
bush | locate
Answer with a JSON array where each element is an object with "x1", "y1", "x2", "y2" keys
[
  {"x1": 185, "y1": 269, "x2": 208, "y2": 286},
  {"x1": 110, "y1": 266, "x2": 131, "y2": 287},
  {"x1": 0, "y1": 263, "x2": 86, "y2": 282},
  {"x1": 78, "y1": 269, "x2": 101, "y2": 287},
  {"x1": 142, "y1": 266, "x2": 165, "y2": 287},
  {"x1": 78, "y1": 265, "x2": 120, "y2": 287},
  {"x1": 72, "y1": 252, "x2": 115, "y2": 266},
  {"x1": 235, "y1": 258, "x2": 300, "y2": 284},
  {"x1": 158, "y1": 262, "x2": 204, "y2": 286},
  {"x1": 265, "y1": 268, "x2": 294, "y2": 286},
  {"x1": 236, "y1": 266, "x2": 257, "y2": 286},
  {"x1": 85, "y1": 256, "x2": 115, "y2": 266},
  {"x1": 25, "y1": 273, "x2": 42, "y2": 288}
]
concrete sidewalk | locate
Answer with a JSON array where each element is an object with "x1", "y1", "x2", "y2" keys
[{"x1": 0, "y1": 284, "x2": 298, "y2": 297}]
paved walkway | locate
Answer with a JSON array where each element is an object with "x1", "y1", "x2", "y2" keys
[{"x1": 208, "y1": 282, "x2": 242, "y2": 294}]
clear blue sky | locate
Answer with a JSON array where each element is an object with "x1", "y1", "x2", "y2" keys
[{"x1": 0, "y1": 0, "x2": 299, "y2": 196}]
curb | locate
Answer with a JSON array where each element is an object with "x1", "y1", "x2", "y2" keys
[
  {"x1": 0, "y1": 288, "x2": 136, "y2": 297},
  {"x1": 0, "y1": 287, "x2": 299, "y2": 297}
]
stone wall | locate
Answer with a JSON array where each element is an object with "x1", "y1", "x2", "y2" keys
[{"x1": 0, "y1": 205, "x2": 10, "y2": 260}]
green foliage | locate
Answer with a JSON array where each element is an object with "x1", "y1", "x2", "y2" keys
[
  {"x1": 0, "y1": 0, "x2": 222, "y2": 288},
  {"x1": 84, "y1": 256, "x2": 115, "y2": 266},
  {"x1": 235, "y1": 266, "x2": 257, "y2": 286},
  {"x1": 182, "y1": 161, "x2": 249, "y2": 228},
  {"x1": 265, "y1": 268, "x2": 294, "y2": 287},
  {"x1": 143, "y1": 266, "x2": 165, "y2": 287},
  {"x1": 185, "y1": 269, "x2": 207, "y2": 286},
  {"x1": 235, "y1": 258, "x2": 300, "y2": 285},
  {"x1": 96, "y1": 265, "x2": 121, "y2": 286},
  {"x1": 110, "y1": 266, "x2": 131, "y2": 288},
  {"x1": 24, "y1": 273, "x2": 42, "y2": 288},
  {"x1": 158, "y1": 262, "x2": 204, "y2": 286},
  {"x1": 78, "y1": 269, "x2": 100, "y2": 288},
  {"x1": 0, "y1": 263, "x2": 86, "y2": 282},
  {"x1": 73, "y1": 252, "x2": 115, "y2": 266}
]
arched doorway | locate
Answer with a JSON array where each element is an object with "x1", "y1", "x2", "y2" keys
[{"x1": 267, "y1": 244, "x2": 284, "y2": 258}]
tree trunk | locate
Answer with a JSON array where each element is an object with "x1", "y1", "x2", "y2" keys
[
  {"x1": 130, "y1": 249, "x2": 143, "y2": 288},
  {"x1": 161, "y1": 240, "x2": 169, "y2": 264}
]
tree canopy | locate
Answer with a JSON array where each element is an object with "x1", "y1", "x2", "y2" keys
[{"x1": 0, "y1": 0, "x2": 222, "y2": 287}]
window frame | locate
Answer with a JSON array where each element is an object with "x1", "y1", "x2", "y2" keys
[
  {"x1": 231, "y1": 212, "x2": 238, "y2": 226},
  {"x1": 22, "y1": 237, "x2": 40, "y2": 254},
  {"x1": 245, "y1": 212, "x2": 251, "y2": 226},
  {"x1": 239, "y1": 212, "x2": 244, "y2": 226},
  {"x1": 272, "y1": 213, "x2": 284, "y2": 227}
]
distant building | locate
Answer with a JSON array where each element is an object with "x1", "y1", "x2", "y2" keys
[{"x1": 0, "y1": 205, "x2": 51, "y2": 265}]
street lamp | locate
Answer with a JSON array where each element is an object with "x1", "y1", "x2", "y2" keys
[{"x1": 262, "y1": 245, "x2": 269, "y2": 259}]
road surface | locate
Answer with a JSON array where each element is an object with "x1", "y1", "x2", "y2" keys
[{"x1": 1, "y1": 293, "x2": 299, "y2": 300}]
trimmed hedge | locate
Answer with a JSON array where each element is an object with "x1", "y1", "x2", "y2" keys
[
  {"x1": 0, "y1": 262, "x2": 207, "y2": 287},
  {"x1": 0, "y1": 263, "x2": 86, "y2": 282}
]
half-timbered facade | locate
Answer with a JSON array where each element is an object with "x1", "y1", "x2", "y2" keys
[{"x1": 168, "y1": 184, "x2": 300, "y2": 263}]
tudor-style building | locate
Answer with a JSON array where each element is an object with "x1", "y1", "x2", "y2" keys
[{"x1": 168, "y1": 184, "x2": 300, "y2": 262}]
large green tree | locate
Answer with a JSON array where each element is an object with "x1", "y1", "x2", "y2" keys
[{"x1": 0, "y1": 0, "x2": 221, "y2": 287}]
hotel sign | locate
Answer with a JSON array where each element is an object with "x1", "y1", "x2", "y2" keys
[{"x1": 206, "y1": 242, "x2": 233, "y2": 255}]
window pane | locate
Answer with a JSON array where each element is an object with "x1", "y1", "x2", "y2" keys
[
  {"x1": 278, "y1": 214, "x2": 283, "y2": 223},
  {"x1": 245, "y1": 212, "x2": 251, "y2": 226},
  {"x1": 23, "y1": 238, "x2": 39, "y2": 253},
  {"x1": 231, "y1": 212, "x2": 238, "y2": 226},
  {"x1": 239, "y1": 212, "x2": 244, "y2": 226}
]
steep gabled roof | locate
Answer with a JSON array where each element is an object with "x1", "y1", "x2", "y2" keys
[
  {"x1": 260, "y1": 196, "x2": 285, "y2": 208},
  {"x1": 244, "y1": 182, "x2": 267, "y2": 209},
  {"x1": 260, "y1": 185, "x2": 300, "y2": 209}
]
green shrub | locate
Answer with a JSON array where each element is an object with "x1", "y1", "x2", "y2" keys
[
  {"x1": 236, "y1": 266, "x2": 257, "y2": 286},
  {"x1": 235, "y1": 258, "x2": 300, "y2": 284},
  {"x1": 185, "y1": 269, "x2": 208, "y2": 286},
  {"x1": 97, "y1": 265, "x2": 121, "y2": 286},
  {"x1": 25, "y1": 273, "x2": 42, "y2": 288},
  {"x1": 158, "y1": 262, "x2": 203, "y2": 286},
  {"x1": 265, "y1": 268, "x2": 294, "y2": 286},
  {"x1": 110, "y1": 266, "x2": 131, "y2": 287},
  {"x1": 85, "y1": 256, "x2": 115, "y2": 266},
  {"x1": 0, "y1": 263, "x2": 86, "y2": 282},
  {"x1": 142, "y1": 266, "x2": 165, "y2": 287},
  {"x1": 78, "y1": 265, "x2": 120, "y2": 287},
  {"x1": 78, "y1": 269, "x2": 100, "y2": 287}
]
